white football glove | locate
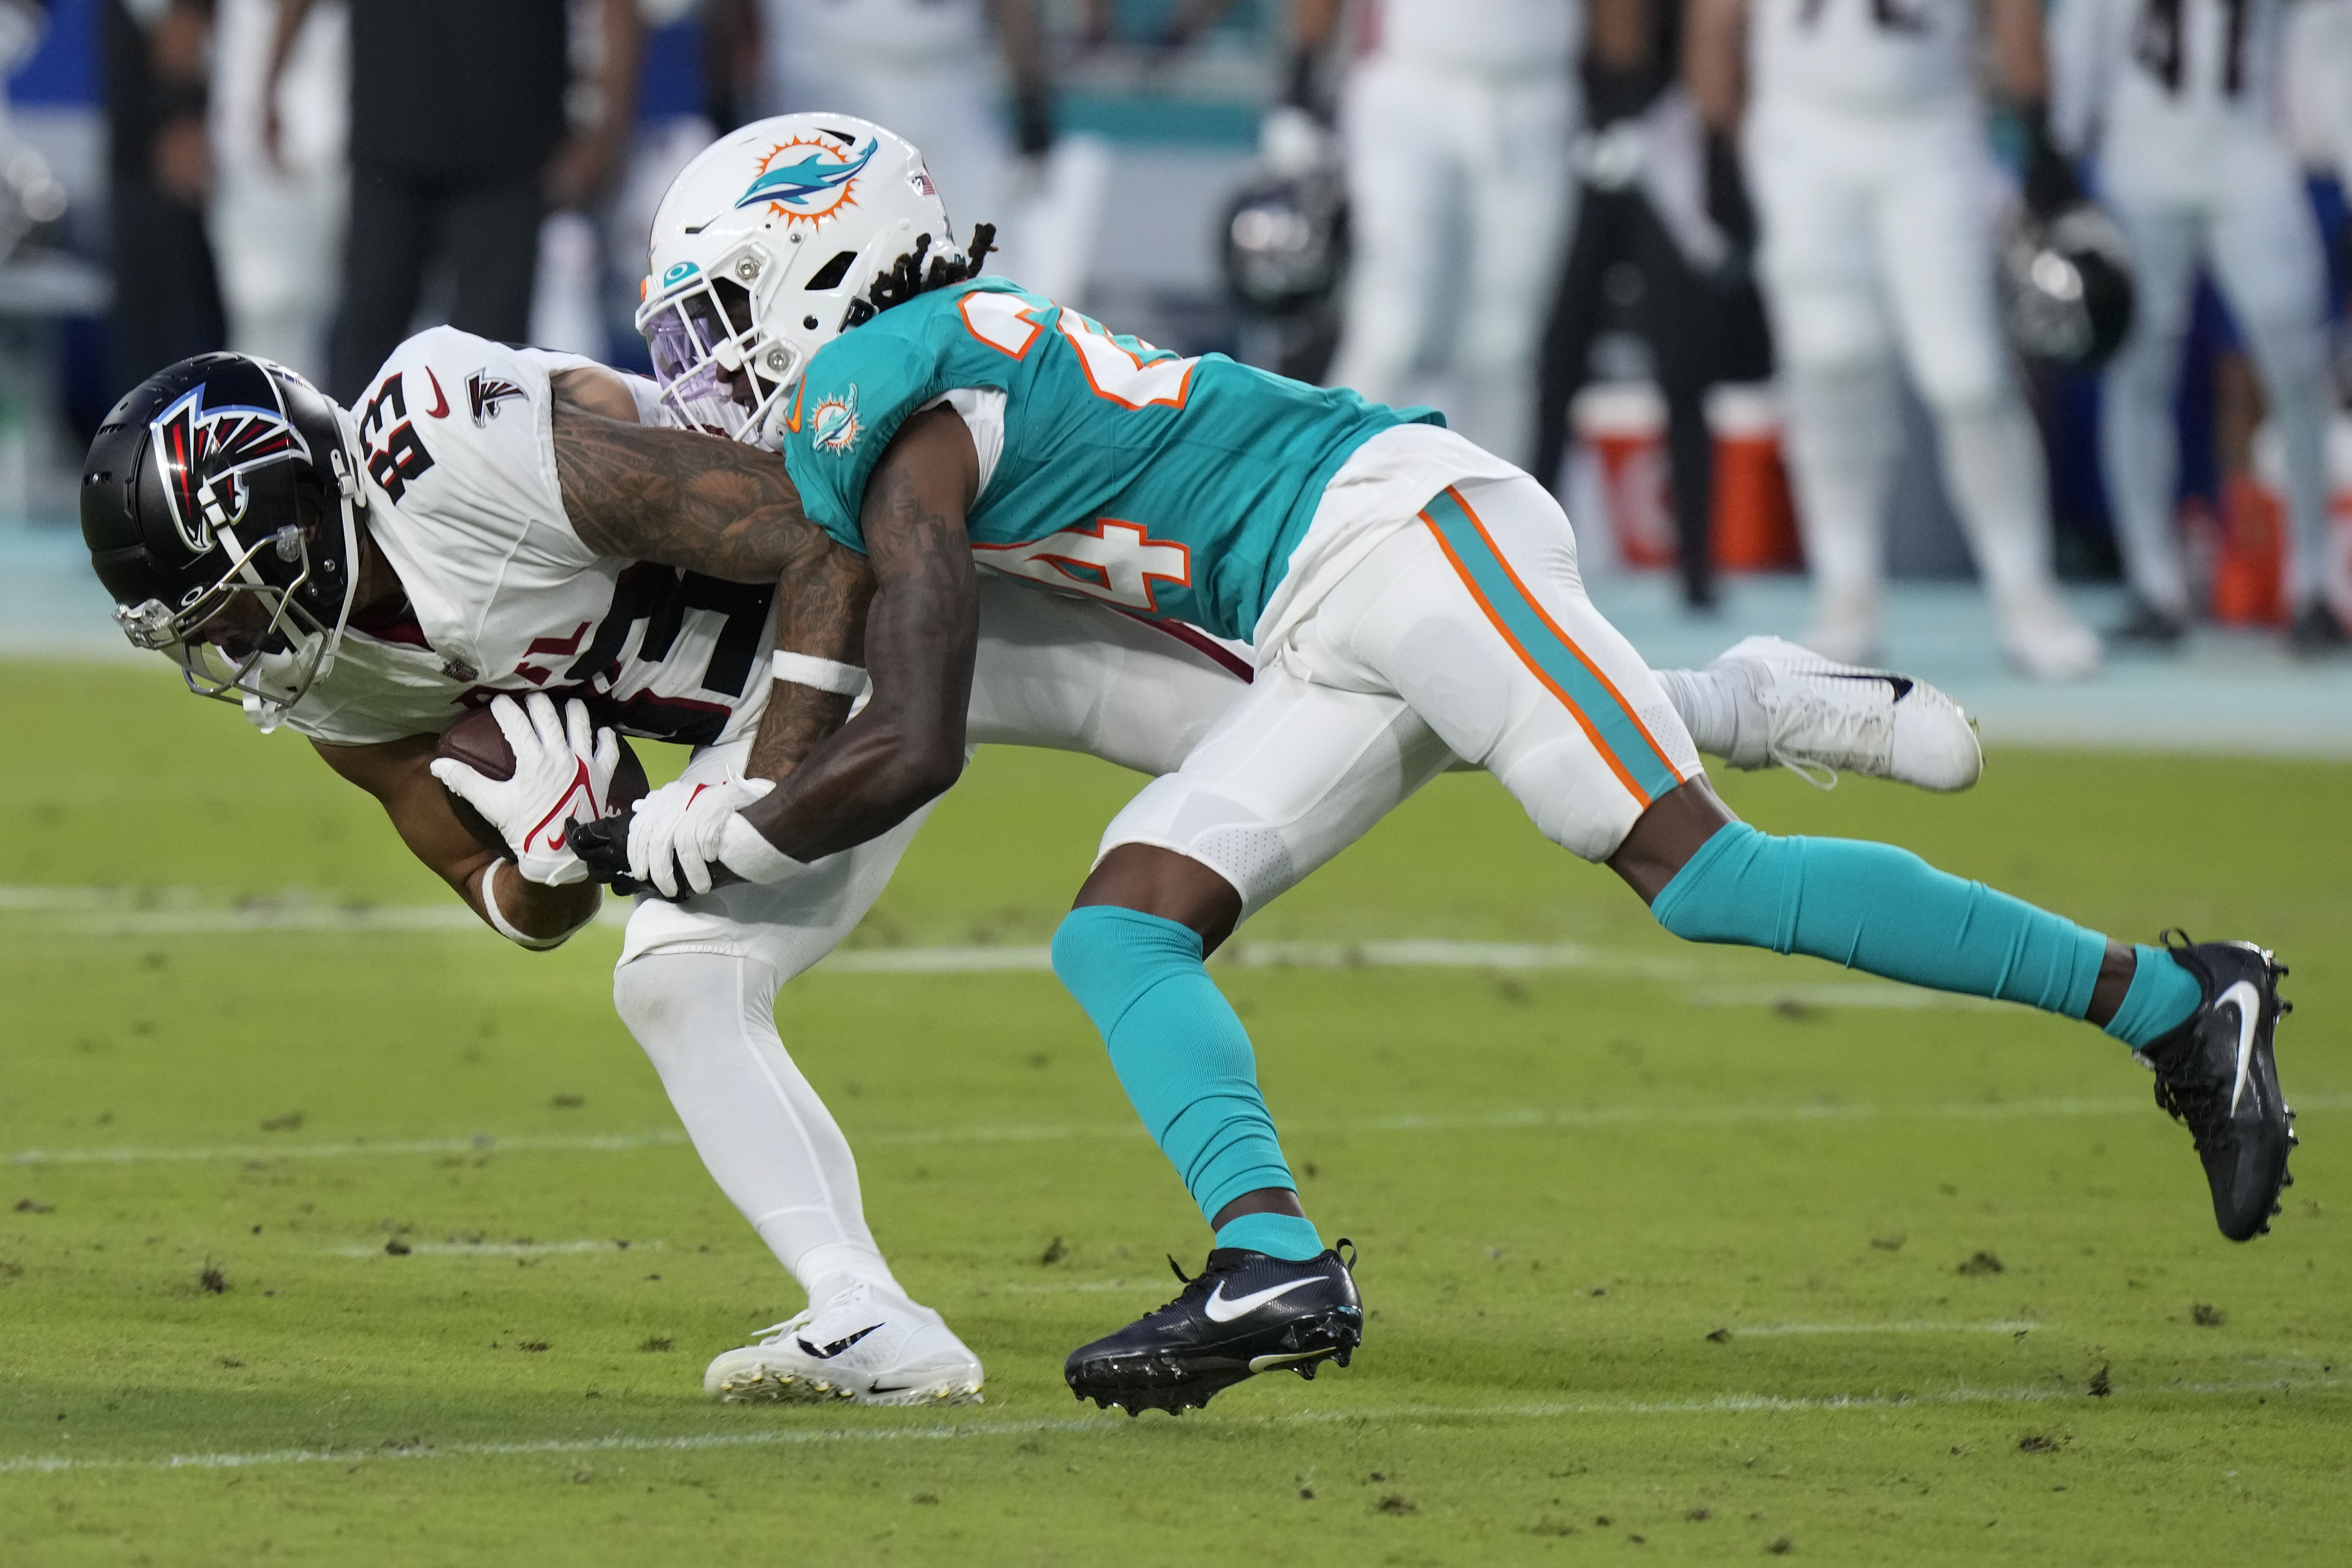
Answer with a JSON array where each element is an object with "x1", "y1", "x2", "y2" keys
[
  {"x1": 626, "y1": 772, "x2": 777, "y2": 899},
  {"x1": 428, "y1": 693, "x2": 619, "y2": 886}
]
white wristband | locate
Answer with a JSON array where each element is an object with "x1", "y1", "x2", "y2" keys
[
  {"x1": 771, "y1": 649, "x2": 871, "y2": 697},
  {"x1": 478, "y1": 862, "x2": 598, "y2": 950},
  {"x1": 718, "y1": 811, "x2": 809, "y2": 884}
]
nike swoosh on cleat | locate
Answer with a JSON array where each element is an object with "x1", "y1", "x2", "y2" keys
[
  {"x1": 1817, "y1": 671, "x2": 1915, "y2": 701},
  {"x1": 1203, "y1": 1276, "x2": 1327, "y2": 1323},
  {"x1": 2219, "y1": 979, "x2": 2262, "y2": 1114},
  {"x1": 797, "y1": 1323, "x2": 883, "y2": 1360}
]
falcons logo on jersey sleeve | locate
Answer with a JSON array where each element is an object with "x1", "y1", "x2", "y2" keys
[
  {"x1": 146, "y1": 383, "x2": 306, "y2": 554},
  {"x1": 468, "y1": 371, "x2": 528, "y2": 426}
]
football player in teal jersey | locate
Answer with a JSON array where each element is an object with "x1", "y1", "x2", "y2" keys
[{"x1": 567, "y1": 115, "x2": 2295, "y2": 1416}]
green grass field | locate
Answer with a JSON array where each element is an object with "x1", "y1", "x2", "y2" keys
[{"x1": 2, "y1": 661, "x2": 2347, "y2": 1564}]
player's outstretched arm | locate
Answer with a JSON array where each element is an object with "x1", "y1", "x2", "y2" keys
[
  {"x1": 549, "y1": 397, "x2": 875, "y2": 781},
  {"x1": 724, "y1": 406, "x2": 982, "y2": 865},
  {"x1": 310, "y1": 736, "x2": 601, "y2": 946}
]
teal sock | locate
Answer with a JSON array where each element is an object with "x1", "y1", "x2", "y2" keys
[
  {"x1": 1050, "y1": 906, "x2": 1324, "y2": 1260},
  {"x1": 1214, "y1": 1212, "x2": 1326, "y2": 1258},
  {"x1": 1652, "y1": 823, "x2": 2109, "y2": 1016},
  {"x1": 2102, "y1": 945, "x2": 2203, "y2": 1050}
]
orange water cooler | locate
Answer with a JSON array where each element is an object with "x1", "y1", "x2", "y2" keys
[
  {"x1": 2241, "y1": 413, "x2": 2352, "y2": 629},
  {"x1": 1705, "y1": 384, "x2": 1804, "y2": 572}
]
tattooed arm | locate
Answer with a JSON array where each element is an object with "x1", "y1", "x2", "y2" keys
[
  {"x1": 550, "y1": 396, "x2": 874, "y2": 788},
  {"x1": 547, "y1": 397, "x2": 981, "y2": 861},
  {"x1": 726, "y1": 405, "x2": 981, "y2": 860}
]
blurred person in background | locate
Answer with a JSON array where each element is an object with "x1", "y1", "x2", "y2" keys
[
  {"x1": 2053, "y1": 0, "x2": 2344, "y2": 652},
  {"x1": 1688, "y1": 0, "x2": 2103, "y2": 679},
  {"x1": 207, "y1": 0, "x2": 342, "y2": 381},
  {"x1": 756, "y1": 0, "x2": 1083, "y2": 298},
  {"x1": 106, "y1": 0, "x2": 224, "y2": 400},
  {"x1": 1532, "y1": 0, "x2": 1773, "y2": 613},
  {"x1": 1289, "y1": 0, "x2": 1584, "y2": 468},
  {"x1": 264, "y1": 0, "x2": 642, "y2": 403}
]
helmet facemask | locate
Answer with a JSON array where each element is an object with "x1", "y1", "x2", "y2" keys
[
  {"x1": 636, "y1": 244, "x2": 804, "y2": 442},
  {"x1": 636, "y1": 116, "x2": 988, "y2": 451},
  {"x1": 112, "y1": 385, "x2": 367, "y2": 732}
]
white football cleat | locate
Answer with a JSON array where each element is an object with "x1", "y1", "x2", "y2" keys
[
  {"x1": 1708, "y1": 635, "x2": 1982, "y2": 792},
  {"x1": 704, "y1": 1277, "x2": 984, "y2": 1406}
]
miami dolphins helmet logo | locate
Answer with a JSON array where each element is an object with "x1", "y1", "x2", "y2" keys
[{"x1": 736, "y1": 135, "x2": 877, "y2": 226}]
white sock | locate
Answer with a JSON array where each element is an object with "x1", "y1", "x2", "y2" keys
[
  {"x1": 613, "y1": 951, "x2": 904, "y2": 1302},
  {"x1": 1655, "y1": 667, "x2": 1743, "y2": 763}
]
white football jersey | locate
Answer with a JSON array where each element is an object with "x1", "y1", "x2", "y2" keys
[
  {"x1": 1360, "y1": 0, "x2": 1583, "y2": 75},
  {"x1": 1750, "y1": 0, "x2": 1979, "y2": 115},
  {"x1": 2051, "y1": 0, "x2": 2295, "y2": 158},
  {"x1": 269, "y1": 327, "x2": 780, "y2": 750}
]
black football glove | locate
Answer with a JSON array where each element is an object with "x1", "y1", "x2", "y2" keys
[{"x1": 567, "y1": 815, "x2": 642, "y2": 896}]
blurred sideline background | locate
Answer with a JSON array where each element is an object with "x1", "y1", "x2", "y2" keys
[{"x1": 0, "y1": 0, "x2": 2346, "y2": 751}]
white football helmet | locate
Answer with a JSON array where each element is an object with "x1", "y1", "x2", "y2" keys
[{"x1": 636, "y1": 114, "x2": 985, "y2": 447}]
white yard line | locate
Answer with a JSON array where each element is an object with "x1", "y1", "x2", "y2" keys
[
  {"x1": 2, "y1": 1376, "x2": 2336, "y2": 1477},
  {"x1": 1730, "y1": 1321, "x2": 2043, "y2": 1336},
  {"x1": 322, "y1": 1239, "x2": 665, "y2": 1258},
  {"x1": 12, "y1": 1093, "x2": 2347, "y2": 1169}
]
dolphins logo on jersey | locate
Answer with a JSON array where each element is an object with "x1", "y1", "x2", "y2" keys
[
  {"x1": 736, "y1": 136, "x2": 877, "y2": 226},
  {"x1": 146, "y1": 382, "x2": 304, "y2": 555},
  {"x1": 809, "y1": 385, "x2": 861, "y2": 454}
]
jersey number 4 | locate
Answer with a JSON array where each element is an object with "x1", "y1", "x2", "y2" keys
[
  {"x1": 975, "y1": 520, "x2": 1192, "y2": 613},
  {"x1": 960, "y1": 291, "x2": 1198, "y2": 610}
]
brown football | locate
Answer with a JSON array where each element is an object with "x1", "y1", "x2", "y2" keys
[{"x1": 434, "y1": 704, "x2": 650, "y2": 857}]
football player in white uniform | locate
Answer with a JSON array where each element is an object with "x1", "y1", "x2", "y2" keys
[
  {"x1": 83, "y1": 117, "x2": 1981, "y2": 1408},
  {"x1": 2051, "y1": 0, "x2": 2342, "y2": 649},
  {"x1": 1689, "y1": 0, "x2": 2105, "y2": 677},
  {"x1": 1296, "y1": 0, "x2": 1584, "y2": 468}
]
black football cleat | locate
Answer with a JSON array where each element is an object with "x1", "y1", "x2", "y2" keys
[
  {"x1": 1065, "y1": 1243, "x2": 1362, "y2": 1416},
  {"x1": 2134, "y1": 936, "x2": 2298, "y2": 1241}
]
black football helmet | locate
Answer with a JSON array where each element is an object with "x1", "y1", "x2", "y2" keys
[
  {"x1": 1220, "y1": 166, "x2": 1348, "y2": 319},
  {"x1": 1999, "y1": 201, "x2": 2136, "y2": 371},
  {"x1": 81, "y1": 353, "x2": 367, "y2": 730}
]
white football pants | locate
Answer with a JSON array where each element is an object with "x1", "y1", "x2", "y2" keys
[
  {"x1": 206, "y1": 0, "x2": 347, "y2": 382},
  {"x1": 606, "y1": 564, "x2": 1740, "y2": 1298},
  {"x1": 1327, "y1": 62, "x2": 1577, "y2": 467},
  {"x1": 1749, "y1": 103, "x2": 2069, "y2": 650},
  {"x1": 2098, "y1": 140, "x2": 2333, "y2": 616}
]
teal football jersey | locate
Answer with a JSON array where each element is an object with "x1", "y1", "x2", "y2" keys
[{"x1": 777, "y1": 277, "x2": 1440, "y2": 642}]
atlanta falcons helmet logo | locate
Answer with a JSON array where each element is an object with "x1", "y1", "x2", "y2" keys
[{"x1": 146, "y1": 382, "x2": 308, "y2": 556}]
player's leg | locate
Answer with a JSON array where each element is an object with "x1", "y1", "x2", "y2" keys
[
  {"x1": 1325, "y1": 60, "x2": 1449, "y2": 408},
  {"x1": 1051, "y1": 675, "x2": 1458, "y2": 1411},
  {"x1": 2206, "y1": 148, "x2": 2337, "y2": 644},
  {"x1": 2097, "y1": 199, "x2": 2202, "y2": 637},
  {"x1": 1873, "y1": 122, "x2": 2099, "y2": 679},
  {"x1": 328, "y1": 169, "x2": 433, "y2": 401},
  {"x1": 1532, "y1": 185, "x2": 1621, "y2": 500},
  {"x1": 1749, "y1": 116, "x2": 1902, "y2": 663},
  {"x1": 1313, "y1": 469, "x2": 2290, "y2": 1240},
  {"x1": 613, "y1": 756, "x2": 989, "y2": 1406},
  {"x1": 1452, "y1": 74, "x2": 1577, "y2": 466},
  {"x1": 440, "y1": 166, "x2": 544, "y2": 350}
]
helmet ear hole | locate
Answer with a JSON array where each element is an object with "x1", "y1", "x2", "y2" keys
[{"x1": 803, "y1": 250, "x2": 858, "y2": 291}]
